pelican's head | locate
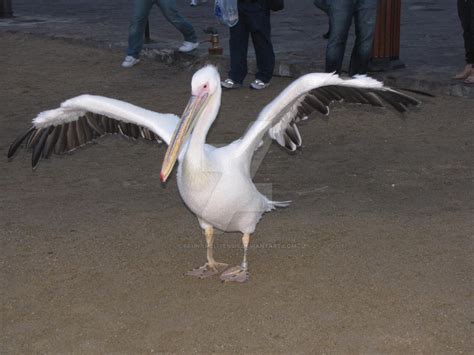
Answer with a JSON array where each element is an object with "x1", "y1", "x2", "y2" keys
[{"x1": 160, "y1": 65, "x2": 221, "y2": 182}]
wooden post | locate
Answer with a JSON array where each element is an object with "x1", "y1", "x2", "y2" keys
[{"x1": 370, "y1": 0, "x2": 405, "y2": 71}]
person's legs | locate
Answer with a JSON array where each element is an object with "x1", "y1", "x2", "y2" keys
[
  {"x1": 464, "y1": 0, "x2": 474, "y2": 82},
  {"x1": 250, "y1": 9, "x2": 274, "y2": 83},
  {"x1": 459, "y1": 0, "x2": 474, "y2": 64},
  {"x1": 158, "y1": 0, "x2": 197, "y2": 43},
  {"x1": 228, "y1": 12, "x2": 250, "y2": 84},
  {"x1": 126, "y1": 0, "x2": 155, "y2": 58},
  {"x1": 469, "y1": 0, "x2": 474, "y2": 65},
  {"x1": 455, "y1": 0, "x2": 474, "y2": 79},
  {"x1": 349, "y1": 0, "x2": 377, "y2": 76},
  {"x1": 314, "y1": 0, "x2": 329, "y2": 13},
  {"x1": 325, "y1": 0, "x2": 354, "y2": 73}
]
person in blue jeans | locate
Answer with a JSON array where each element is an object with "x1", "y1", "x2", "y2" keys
[
  {"x1": 122, "y1": 0, "x2": 199, "y2": 68},
  {"x1": 454, "y1": 0, "x2": 474, "y2": 84},
  {"x1": 221, "y1": 0, "x2": 275, "y2": 90},
  {"x1": 325, "y1": 0, "x2": 377, "y2": 76}
]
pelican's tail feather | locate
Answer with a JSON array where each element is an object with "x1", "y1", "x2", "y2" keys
[{"x1": 266, "y1": 200, "x2": 292, "y2": 211}]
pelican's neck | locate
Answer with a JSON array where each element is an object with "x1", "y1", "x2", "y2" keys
[{"x1": 185, "y1": 89, "x2": 221, "y2": 164}]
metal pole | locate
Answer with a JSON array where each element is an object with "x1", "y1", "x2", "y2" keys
[{"x1": 0, "y1": 0, "x2": 14, "y2": 18}]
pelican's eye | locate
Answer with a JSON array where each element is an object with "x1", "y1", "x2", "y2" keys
[{"x1": 197, "y1": 83, "x2": 210, "y2": 96}]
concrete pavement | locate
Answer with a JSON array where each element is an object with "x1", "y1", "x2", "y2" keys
[{"x1": 0, "y1": 0, "x2": 472, "y2": 98}]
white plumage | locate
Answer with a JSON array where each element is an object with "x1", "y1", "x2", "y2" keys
[
  {"x1": 8, "y1": 65, "x2": 419, "y2": 282},
  {"x1": 33, "y1": 95, "x2": 179, "y2": 144}
]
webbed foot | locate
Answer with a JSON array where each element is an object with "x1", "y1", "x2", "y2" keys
[
  {"x1": 220, "y1": 265, "x2": 249, "y2": 283},
  {"x1": 185, "y1": 262, "x2": 228, "y2": 279}
]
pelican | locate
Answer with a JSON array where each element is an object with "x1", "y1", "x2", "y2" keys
[{"x1": 8, "y1": 65, "x2": 420, "y2": 282}]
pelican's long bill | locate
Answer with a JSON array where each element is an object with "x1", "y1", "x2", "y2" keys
[{"x1": 160, "y1": 93, "x2": 208, "y2": 182}]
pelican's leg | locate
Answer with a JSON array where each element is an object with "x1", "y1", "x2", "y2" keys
[
  {"x1": 220, "y1": 233, "x2": 251, "y2": 283},
  {"x1": 186, "y1": 226, "x2": 228, "y2": 279}
]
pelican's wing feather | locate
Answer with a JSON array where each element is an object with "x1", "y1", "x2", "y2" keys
[
  {"x1": 7, "y1": 95, "x2": 180, "y2": 169},
  {"x1": 236, "y1": 73, "x2": 420, "y2": 156}
]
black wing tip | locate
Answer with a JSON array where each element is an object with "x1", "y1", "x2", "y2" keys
[
  {"x1": 282, "y1": 128, "x2": 302, "y2": 153},
  {"x1": 398, "y1": 87, "x2": 436, "y2": 98},
  {"x1": 31, "y1": 160, "x2": 40, "y2": 170},
  {"x1": 7, "y1": 126, "x2": 36, "y2": 159},
  {"x1": 283, "y1": 144, "x2": 301, "y2": 154},
  {"x1": 7, "y1": 147, "x2": 17, "y2": 159},
  {"x1": 31, "y1": 126, "x2": 53, "y2": 169},
  {"x1": 395, "y1": 91, "x2": 423, "y2": 108},
  {"x1": 10, "y1": 113, "x2": 163, "y2": 166},
  {"x1": 7, "y1": 142, "x2": 18, "y2": 159},
  {"x1": 377, "y1": 89, "x2": 421, "y2": 113}
]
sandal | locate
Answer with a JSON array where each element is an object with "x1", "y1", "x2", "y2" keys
[
  {"x1": 464, "y1": 75, "x2": 474, "y2": 85},
  {"x1": 453, "y1": 64, "x2": 473, "y2": 80}
]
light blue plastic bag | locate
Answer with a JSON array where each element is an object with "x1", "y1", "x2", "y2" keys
[{"x1": 214, "y1": 0, "x2": 238, "y2": 27}]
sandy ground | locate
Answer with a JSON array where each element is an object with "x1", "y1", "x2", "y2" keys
[{"x1": 0, "y1": 32, "x2": 473, "y2": 353}]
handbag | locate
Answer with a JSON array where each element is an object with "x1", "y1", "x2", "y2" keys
[{"x1": 214, "y1": 0, "x2": 239, "y2": 27}]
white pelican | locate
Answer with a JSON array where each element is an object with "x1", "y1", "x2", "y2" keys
[{"x1": 8, "y1": 65, "x2": 420, "y2": 282}]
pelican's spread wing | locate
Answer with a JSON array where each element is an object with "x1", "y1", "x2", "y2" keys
[
  {"x1": 7, "y1": 95, "x2": 180, "y2": 168},
  {"x1": 237, "y1": 73, "x2": 420, "y2": 156}
]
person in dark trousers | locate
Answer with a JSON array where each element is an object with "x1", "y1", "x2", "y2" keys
[
  {"x1": 454, "y1": 0, "x2": 474, "y2": 84},
  {"x1": 221, "y1": 0, "x2": 275, "y2": 90},
  {"x1": 122, "y1": 0, "x2": 199, "y2": 68},
  {"x1": 325, "y1": 0, "x2": 377, "y2": 77}
]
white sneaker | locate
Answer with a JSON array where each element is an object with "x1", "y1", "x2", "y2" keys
[
  {"x1": 178, "y1": 41, "x2": 199, "y2": 52},
  {"x1": 121, "y1": 56, "x2": 140, "y2": 68},
  {"x1": 250, "y1": 79, "x2": 270, "y2": 90},
  {"x1": 221, "y1": 78, "x2": 241, "y2": 89},
  {"x1": 190, "y1": 0, "x2": 197, "y2": 6}
]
